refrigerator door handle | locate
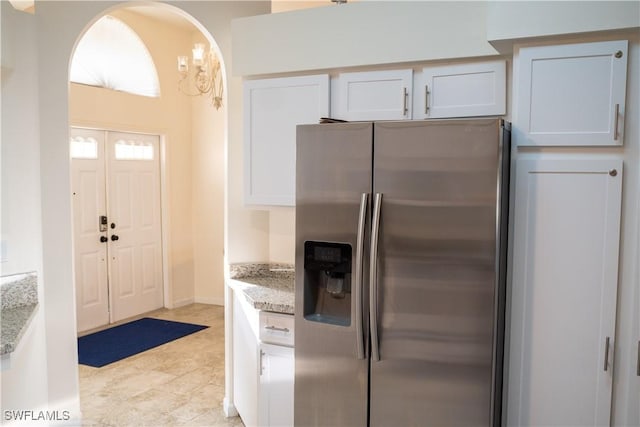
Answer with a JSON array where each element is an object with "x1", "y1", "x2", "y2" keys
[
  {"x1": 637, "y1": 340, "x2": 640, "y2": 376},
  {"x1": 370, "y1": 193, "x2": 383, "y2": 362},
  {"x1": 355, "y1": 193, "x2": 369, "y2": 360}
]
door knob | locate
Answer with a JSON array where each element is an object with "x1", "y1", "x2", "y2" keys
[
  {"x1": 111, "y1": 235, "x2": 119, "y2": 241},
  {"x1": 100, "y1": 236, "x2": 108, "y2": 243}
]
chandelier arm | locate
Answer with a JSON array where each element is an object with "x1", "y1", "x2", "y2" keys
[
  {"x1": 178, "y1": 77, "x2": 208, "y2": 97},
  {"x1": 177, "y1": 46, "x2": 223, "y2": 109}
]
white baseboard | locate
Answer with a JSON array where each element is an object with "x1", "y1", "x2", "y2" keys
[
  {"x1": 223, "y1": 397, "x2": 238, "y2": 417},
  {"x1": 194, "y1": 296, "x2": 224, "y2": 306},
  {"x1": 172, "y1": 297, "x2": 194, "y2": 308}
]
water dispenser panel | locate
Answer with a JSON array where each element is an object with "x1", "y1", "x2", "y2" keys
[
  {"x1": 304, "y1": 241, "x2": 351, "y2": 273},
  {"x1": 303, "y1": 241, "x2": 352, "y2": 326}
]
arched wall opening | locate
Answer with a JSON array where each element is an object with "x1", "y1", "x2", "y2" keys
[
  {"x1": 35, "y1": 1, "x2": 270, "y2": 419},
  {"x1": 68, "y1": 3, "x2": 228, "y2": 322}
]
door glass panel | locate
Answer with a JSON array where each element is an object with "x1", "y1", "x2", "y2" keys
[
  {"x1": 114, "y1": 139, "x2": 154, "y2": 160},
  {"x1": 70, "y1": 136, "x2": 98, "y2": 159}
]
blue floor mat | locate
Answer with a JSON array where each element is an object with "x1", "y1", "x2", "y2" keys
[{"x1": 77, "y1": 317, "x2": 208, "y2": 367}]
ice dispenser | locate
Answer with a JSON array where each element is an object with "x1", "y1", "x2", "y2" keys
[{"x1": 303, "y1": 241, "x2": 352, "y2": 326}]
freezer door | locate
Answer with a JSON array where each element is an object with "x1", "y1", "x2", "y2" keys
[
  {"x1": 370, "y1": 119, "x2": 505, "y2": 427},
  {"x1": 295, "y1": 122, "x2": 372, "y2": 427}
]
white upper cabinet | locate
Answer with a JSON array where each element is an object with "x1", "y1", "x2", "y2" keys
[
  {"x1": 514, "y1": 40, "x2": 628, "y2": 146},
  {"x1": 334, "y1": 69, "x2": 412, "y2": 121},
  {"x1": 244, "y1": 75, "x2": 329, "y2": 206},
  {"x1": 416, "y1": 60, "x2": 506, "y2": 119}
]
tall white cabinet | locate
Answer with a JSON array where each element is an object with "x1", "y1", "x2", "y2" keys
[
  {"x1": 507, "y1": 158, "x2": 623, "y2": 426},
  {"x1": 508, "y1": 38, "x2": 631, "y2": 427}
]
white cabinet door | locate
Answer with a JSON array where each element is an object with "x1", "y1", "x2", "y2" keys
[
  {"x1": 416, "y1": 60, "x2": 506, "y2": 119},
  {"x1": 514, "y1": 40, "x2": 628, "y2": 146},
  {"x1": 259, "y1": 343, "x2": 294, "y2": 427},
  {"x1": 244, "y1": 74, "x2": 329, "y2": 206},
  {"x1": 233, "y1": 291, "x2": 260, "y2": 427},
  {"x1": 334, "y1": 69, "x2": 412, "y2": 121},
  {"x1": 508, "y1": 157, "x2": 623, "y2": 427}
]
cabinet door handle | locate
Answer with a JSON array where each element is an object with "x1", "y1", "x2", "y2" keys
[
  {"x1": 425, "y1": 84, "x2": 430, "y2": 115},
  {"x1": 604, "y1": 336, "x2": 610, "y2": 371},
  {"x1": 637, "y1": 340, "x2": 639, "y2": 376},
  {"x1": 260, "y1": 349, "x2": 265, "y2": 376},
  {"x1": 613, "y1": 103, "x2": 620, "y2": 141},
  {"x1": 264, "y1": 325, "x2": 290, "y2": 333},
  {"x1": 402, "y1": 87, "x2": 409, "y2": 116}
]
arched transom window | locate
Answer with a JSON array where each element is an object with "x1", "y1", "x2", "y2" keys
[{"x1": 70, "y1": 15, "x2": 160, "y2": 98}]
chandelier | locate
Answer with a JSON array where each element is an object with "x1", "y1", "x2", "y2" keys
[{"x1": 177, "y1": 43, "x2": 223, "y2": 109}]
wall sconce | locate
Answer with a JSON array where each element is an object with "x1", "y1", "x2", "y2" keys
[{"x1": 177, "y1": 43, "x2": 223, "y2": 109}]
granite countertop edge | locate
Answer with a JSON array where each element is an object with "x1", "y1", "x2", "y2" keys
[
  {"x1": 1, "y1": 272, "x2": 39, "y2": 356},
  {"x1": 1, "y1": 303, "x2": 39, "y2": 356},
  {"x1": 227, "y1": 263, "x2": 295, "y2": 315}
]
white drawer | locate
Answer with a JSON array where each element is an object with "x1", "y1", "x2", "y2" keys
[{"x1": 259, "y1": 311, "x2": 294, "y2": 347}]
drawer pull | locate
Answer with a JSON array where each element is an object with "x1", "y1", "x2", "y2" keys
[{"x1": 264, "y1": 325, "x2": 290, "y2": 333}]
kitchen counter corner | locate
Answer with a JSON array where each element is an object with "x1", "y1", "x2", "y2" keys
[{"x1": 227, "y1": 263, "x2": 295, "y2": 315}]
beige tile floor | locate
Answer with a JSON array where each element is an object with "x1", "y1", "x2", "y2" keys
[{"x1": 79, "y1": 303, "x2": 244, "y2": 427}]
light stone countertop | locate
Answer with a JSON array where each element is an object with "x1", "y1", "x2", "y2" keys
[
  {"x1": 228, "y1": 263, "x2": 295, "y2": 315},
  {"x1": 1, "y1": 272, "x2": 39, "y2": 356}
]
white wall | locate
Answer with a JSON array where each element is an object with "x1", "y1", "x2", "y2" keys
[
  {"x1": 191, "y1": 33, "x2": 225, "y2": 305},
  {"x1": 231, "y1": 1, "x2": 499, "y2": 76},
  {"x1": 0, "y1": 0, "x2": 49, "y2": 415},
  {"x1": 268, "y1": 208, "x2": 295, "y2": 264},
  {"x1": 487, "y1": 1, "x2": 640, "y2": 51},
  {"x1": 34, "y1": 0, "x2": 269, "y2": 419},
  {"x1": 233, "y1": 1, "x2": 640, "y2": 75},
  {"x1": 1, "y1": 0, "x2": 42, "y2": 278}
]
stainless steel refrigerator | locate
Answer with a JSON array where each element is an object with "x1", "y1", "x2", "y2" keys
[{"x1": 294, "y1": 118, "x2": 510, "y2": 427}]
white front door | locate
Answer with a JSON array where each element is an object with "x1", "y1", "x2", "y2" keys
[
  {"x1": 71, "y1": 128, "x2": 163, "y2": 332},
  {"x1": 107, "y1": 132, "x2": 163, "y2": 322},
  {"x1": 71, "y1": 129, "x2": 110, "y2": 332}
]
